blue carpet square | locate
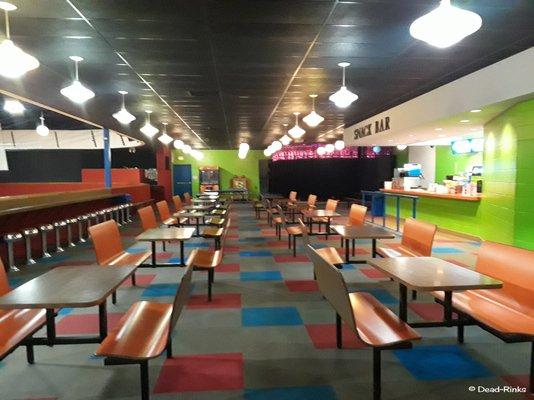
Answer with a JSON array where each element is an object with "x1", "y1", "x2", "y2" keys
[
  {"x1": 8, "y1": 278, "x2": 23, "y2": 288},
  {"x1": 58, "y1": 308, "x2": 73, "y2": 316},
  {"x1": 127, "y1": 246, "x2": 149, "y2": 254},
  {"x1": 242, "y1": 307, "x2": 303, "y2": 327},
  {"x1": 432, "y1": 247, "x2": 464, "y2": 254},
  {"x1": 240, "y1": 250, "x2": 273, "y2": 257},
  {"x1": 141, "y1": 283, "x2": 178, "y2": 298},
  {"x1": 167, "y1": 257, "x2": 186, "y2": 264},
  {"x1": 340, "y1": 263, "x2": 356, "y2": 270},
  {"x1": 185, "y1": 242, "x2": 210, "y2": 248},
  {"x1": 394, "y1": 345, "x2": 493, "y2": 380},
  {"x1": 240, "y1": 271, "x2": 282, "y2": 281},
  {"x1": 245, "y1": 386, "x2": 336, "y2": 400},
  {"x1": 355, "y1": 289, "x2": 397, "y2": 304}
]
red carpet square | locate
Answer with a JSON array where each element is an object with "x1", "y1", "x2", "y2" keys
[
  {"x1": 187, "y1": 293, "x2": 241, "y2": 309},
  {"x1": 360, "y1": 268, "x2": 387, "y2": 279},
  {"x1": 120, "y1": 274, "x2": 156, "y2": 287},
  {"x1": 156, "y1": 252, "x2": 174, "y2": 260},
  {"x1": 225, "y1": 246, "x2": 240, "y2": 253},
  {"x1": 305, "y1": 324, "x2": 366, "y2": 349},
  {"x1": 267, "y1": 241, "x2": 288, "y2": 248},
  {"x1": 274, "y1": 255, "x2": 309, "y2": 263},
  {"x1": 285, "y1": 280, "x2": 318, "y2": 292},
  {"x1": 501, "y1": 375, "x2": 532, "y2": 399},
  {"x1": 227, "y1": 233, "x2": 239, "y2": 239},
  {"x1": 409, "y1": 303, "x2": 457, "y2": 321},
  {"x1": 218, "y1": 263, "x2": 240, "y2": 273},
  {"x1": 154, "y1": 353, "x2": 244, "y2": 393},
  {"x1": 57, "y1": 313, "x2": 124, "y2": 335}
]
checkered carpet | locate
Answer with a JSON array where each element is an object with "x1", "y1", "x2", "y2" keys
[{"x1": 2, "y1": 203, "x2": 530, "y2": 399}]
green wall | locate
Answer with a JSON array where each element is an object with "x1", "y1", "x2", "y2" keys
[
  {"x1": 172, "y1": 150, "x2": 266, "y2": 199},
  {"x1": 386, "y1": 99, "x2": 534, "y2": 249},
  {"x1": 434, "y1": 146, "x2": 483, "y2": 183}
]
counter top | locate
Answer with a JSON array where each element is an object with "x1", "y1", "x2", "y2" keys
[{"x1": 380, "y1": 188, "x2": 481, "y2": 202}]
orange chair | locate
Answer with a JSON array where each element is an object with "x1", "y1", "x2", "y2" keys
[
  {"x1": 138, "y1": 205, "x2": 168, "y2": 251},
  {"x1": 155, "y1": 200, "x2": 179, "y2": 227},
  {"x1": 376, "y1": 218, "x2": 437, "y2": 300},
  {"x1": 299, "y1": 219, "x2": 343, "y2": 267},
  {"x1": 0, "y1": 259, "x2": 46, "y2": 364},
  {"x1": 299, "y1": 194, "x2": 317, "y2": 211},
  {"x1": 172, "y1": 195, "x2": 184, "y2": 213},
  {"x1": 183, "y1": 192, "x2": 192, "y2": 205},
  {"x1": 96, "y1": 263, "x2": 194, "y2": 400},
  {"x1": 288, "y1": 191, "x2": 297, "y2": 205},
  {"x1": 341, "y1": 204, "x2": 368, "y2": 253},
  {"x1": 277, "y1": 205, "x2": 303, "y2": 257},
  {"x1": 312, "y1": 198, "x2": 338, "y2": 235},
  {"x1": 306, "y1": 244, "x2": 420, "y2": 400}
]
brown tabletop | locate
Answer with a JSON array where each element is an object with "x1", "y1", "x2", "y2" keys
[
  {"x1": 184, "y1": 205, "x2": 213, "y2": 211},
  {"x1": 136, "y1": 227, "x2": 196, "y2": 242},
  {"x1": 301, "y1": 210, "x2": 340, "y2": 218},
  {"x1": 331, "y1": 225, "x2": 395, "y2": 240},
  {"x1": 0, "y1": 265, "x2": 137, "y2": 309},
  {"x1": 175, "y1": 211, "x2": 207, "y2": 218}
]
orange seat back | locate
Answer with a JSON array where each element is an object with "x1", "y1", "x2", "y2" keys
[
  {"x1": 0, "y1": 259, "x2": 11, "y2": 296},
  {"x1": 348, "y1": 204, "x2": 367, "y2": 226},
  {"x1": 401, "y1": 218, "x2": 436, "y2": 256},
  {"x1": 88, "y1": 220, "x2": 124, "y2": 265},
  {"x1": 170, "y1": 263, "x2": 194, "y2": 334},
  {"x1": 156, "y1": 200, "x2": 171, "y2": 222},
  {"x1": 298, "y1": 219, "x2": 310, "y2": 246},
  {"x1": 289, "y1": 191, "x2": 297, "y2": 202},
  {"x1": 325, "y1": 199, "x2": 338, "y2": 212},
  {"x1": 306, "y1": 244, "x2": 356, "y2": 331},
  {"x1": 476, "y1": 241, "x2": 534, "y2": 306},
  {"x1": 183, "y1": 192, "x2": 192, "y2": 205},
  {"x1": 138, "y1": 206, "x2": 158, "y2": 230},
  {"x1": 307, "y1": 194, "x2": 317, "y2": 207},
  {"x1": 172, "y1": 195, "x2": 183, "y2": 211}
]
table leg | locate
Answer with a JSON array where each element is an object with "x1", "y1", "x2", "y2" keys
[
  {"x1": 372, "y1": 238, "x2": 377, "y2": 258},
  {"x1": 180, "y1": 240, "x2": 185, "y2": 267},
  {"x1": 151, "y1": 241, "x2": 156, "y2": 268},
  {"x1": 399, "y1": 284, "x2": 408, "y2": 322},
  {"x1": 345, "y1": 238, "x2": 350, "y2": 264},
  {"x1": 196, "y1": 218, "x2": 200, "y2": 236},
  {"x1": 46, "y1": 308, "x2": 56, "y2": 346},
  {"x1": 308, "y1": 217, "x2": 313, "y2": 234},
  {"x1": 326, "y1": 218, "x2": 331, "y2": 240},
  {"x1": 444, "y1": 291, "x2": 453, "y2": 325},
  {"x1": 99, "y1": 301, "x2": 108, "y2": 341}
]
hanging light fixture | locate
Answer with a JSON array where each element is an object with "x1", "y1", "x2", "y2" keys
[
  {"x1": 288, "y1": 112, "x2": 305, "y2": 139},
  {"x1": 372, "y1": 146, "x2": 382, "y2": 154},
  {"x1": 329, "y1": 62, "x2": 358, "y2": 108},
  {"x1": 325, "y1": 143, "x2": 335, "y2": 153},
  {"x1": 316, "y1": 146, "x2": 326, "y2": 156},
  {"x1": 302, "y1": 94, "x2": 324, "y2": 127},
  {"x1": 3, "y1": 99, "x2": 24, "y2": 115},
  {"x1": 182, "y1": 144, "x2": 192, "y2": 154},
  {"x1": 191, "y1": 150, "x2": 204, "y2": 160},
  {"x1": 112, "y1": 90, "x2": 136, "y2": 124},
  {"x1": 0, "y1": 2, "x2": 39, "y2": 79},
  {"x1": 158, "y1": 122, "x2": 173, "y2": 145},
  {"x1": 271, "y1": 140, "x2": 282, "y2": 152},
  {"x1": 173, "y1": 139, "x2": 184, "y2": 150},
  {"x1": 238, "y1": 142, "x2": 250, "y2": 159},
  {"x1": 60, "y1": 56, "x2": 95, "y2": 104},
  {"x1": 140, "y1": 110, "x2": 159, "y2": 138},
  {"x1": 36, "y1": 112, "x2": 49, "y2": 137},
  {"x1": 280, "y1": 135, "x2": 292, "y2": 146},
  {"x1": 263, "y1": 148, "x2": 271, "y2": 157},
  {"x1": 334, "y1": 140, "x2": 345, "y2": 151},
  {"x1": 410, "y1": 0, "x2": 482, "y2": 48}
]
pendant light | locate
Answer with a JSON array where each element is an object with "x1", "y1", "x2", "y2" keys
[
  {"x1": 302, "y1": 94, "x2": 324, "y2": 127},
  {"x1": 410, "y1": 0, "x2": 482, "y2": 48},
  {"x1": 288, "y1": 112, "x2": 305, "y2": 139},
  {"x1": 140, "y1": 110, "x2": 159, "y2": 138},
  {"x1": 316, "y1": 146, "x2": 326, "y2": 156},
  {"x1": 334, "y1": 140, "x2": 345, "y2": 151},
  {"x1": 329, "y1": 62, "x2": 358, "y2": 108},
  {"x1": 173, "y1": 139, "x2": 184, "y2": 150},
  {"x1": 36, "y1": 112, "x2": 49, "y2": 137},
  {"x1": 158, "y1": 122, "x2": 173, "y2": 145},
  {"x1": 0, "y1": 2, "x2": 39, "y2": 79},
  {"x1": 182, "y1": 144, "x2": 192, "y2": 154},
  {"x1": 263, "y1": 148, "x2": 271, "y2": 157},
  {"x1": 112, "y1": 91, "x2": 136, "y2": 124},
  {"x1": 191, "y1": 150, "x2": 204, "y2": 160},
  {"x1": 325, "y1": 143, "x2": 335, "y2": 153},
  {"x1": 3, "y1": 99, "x2": 24, "y2": 115},
  {"x1": 280, "y1": 135, "x2": 291, "y2": 146},
  {"x1": 397, "y1": 144, "x2": 408, "y2": 150},
  {"x1": 238, "y1": 142, "x2": 249, "y2": 159},
  {"x1": 60, "y1": 56, "x2": 95, "y2": 104},
  {"x1": 271, "y1": 140, "x2": 282, "y2": 152}
]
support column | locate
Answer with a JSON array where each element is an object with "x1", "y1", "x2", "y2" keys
[{"x1": 103, "y1": 128, "x2": 111, "y2": 188}]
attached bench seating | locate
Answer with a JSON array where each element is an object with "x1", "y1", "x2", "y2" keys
[
  {"x1": 432, "y1": 241, "x2": 534, "y2": 393},
  {"x1": 299, "y1": 219, "x2": 343, "y2": 266},
  {"x1": 307, "y1": 244, "x2": 420, "y2": 400},
  {"x1": 156, "y1": 200, "x2": 187, "y2": 226},
  {"x1": 0, "y1": 259, "x2": 46, "y2": 364},
  {"x1": 95, "y1": 263, "x2": 193, "y2": 400}
]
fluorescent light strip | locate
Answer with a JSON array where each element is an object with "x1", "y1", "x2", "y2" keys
[{"x1": 64, "y1": 0, "x2": 208, "y2": 148}]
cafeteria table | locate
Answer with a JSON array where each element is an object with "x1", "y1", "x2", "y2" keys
[
  {"x1": 300, "y1": 209, "x2": 340, "y2": 235},
  {"x1": 0, "y1": 265, "x2": 137, "y2": 346},
  {"x1": 137, "y1": 227, "x2": 195, "y2": 267},
  {"x1": 174, "y1": 211, "x2": 207, "y2": 236},
  {"x1": 368, "y1": 257, "x2": 503, "y2": 327},
  {"x1": 184, "y1": 204, "x2": 213, "y2": 212},
  {"x1": 331, "y1": 225, "x2": 395, "y2": 263}
]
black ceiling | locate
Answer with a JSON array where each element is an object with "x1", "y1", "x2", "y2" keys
[{"x1": 0, "y1": 0, "x2": 532, "y2": 149}]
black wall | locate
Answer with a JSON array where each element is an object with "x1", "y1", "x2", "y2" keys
[
  {"x1": 268, "y1": 156, "x2": 395, "y2": 200},
  {"x1": 0, "y1": 147, "x2": 156, "y2": 183}
]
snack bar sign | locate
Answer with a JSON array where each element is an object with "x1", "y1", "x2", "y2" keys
[{"x1": 353, "y1": 116, "x2": 391, "y2": 140}]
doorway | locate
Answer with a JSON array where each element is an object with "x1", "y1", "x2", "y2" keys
[{"x1": 173, "y1": 164, "x2": 192, "y2": 196}]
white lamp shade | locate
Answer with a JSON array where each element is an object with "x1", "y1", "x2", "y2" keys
[
  {"x1": 325, "y1": 143, "x2": 335, "y2": 153},
  {"x1": 271, "y1": 140, "x2": 282, "y2": 152},
  {"x1": 0, "y1": 39, "x2": 39, "y2": 79},
  {"x1": 113, "y1": 107, "x2": 136, "y2": 124},
  {"x1": 263, "y1": 148, "x2": 271, "y2": 157},
  {"x1": 409, "y1": 0, "x2": 482, "y2": 48},
  {"x1": 158, "y1": 133, "x2": 173, "y2": 145},
  {"x1": 316, "y1": 146, "x2": 326, "y2": 156},
  {"x1": 3, "y1": 99, "x2": 25, "y2": 114},
  {"x1": 60, "y1": 80, "x2": 95, "y2": 104},
  {"x1": 191, "y1": 150, "x2": 204, "y2": 160},
  {"x1": 182, "y1": 144, "x2": 192, "y2": 154},
  {"x1": 173, "y1": 139, "x2": 184, "y2": 149},
  {"x1": 280, "y1": 135, "x2": 292, "y2": 146},
  {"x1": 238, "y1": 142, "x2": 250, "y2": 159},
  {"x1": 36, "y1": 123, "x2": 49, "y2": 137},
  {"x1": 334, "y1": 140, "x2": 345, "y2": 150},
  {"x1": 302, "y1": 110, "x2": 324, "y2": 128},
  {"x1": 288, "y1": 124, "x2": 305, "y2": 139},
  {"x1": 396, "y1": 144, "x2": 408, "y2": 150},
  {"x1": 329, "y1": 86, "x2": 358, "y2": 108},
  {"x1": 140, "y1": 122, "x2": 159, "y2": 138}
]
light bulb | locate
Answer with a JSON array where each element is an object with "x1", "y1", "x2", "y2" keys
[
  {"x1": 3, "y1": 99, "x2": 24, "y2": 114},
  {"x1": 238, "y1": 142, "x2": 250, "y2": 159},
  {"x1": 263, "y1": 148, "x2": 271, "y2": 157},
  {"x1": 280, "y1": 135, "x2": 292, "y2": 146},
  {"x1": 288, "y1": 112, "x2": 305, "y2": 139},
  {"x1": 271, "y1": 140, "x2": 282, "y2": 152},
  {"x1": 191, "y1": 150, "x2": 204, "y2": 160},
  {"x1": 397, "y1": 144, "x2": 408, "y2": 150},
  {"x1": 0, "y1": 39, "x2": 40, "y2": 79},
  {"x1": 372, "y1": 146, "x2": 381, "y2": 154},
  {"x1": 325, "y1": 144, "x2": 335, "y2": 153},
  {"x1": 409, "y1": 0, "x2": 482, "y2": 48},
  {"x1": 334, "y1": 140, "x2": 345, "y2": 150},
  {"x1": 36, "y1": 115, "x2": 49, "y2": 136},
  {"x1": 329, "y1": 86, "x2": 358, "y2": 108},
  {"x1": 158, "y1": 133, "x2": 173, "y2": 145},
  {"x1": 317, "y1": 146, "x2": 326, "y2": 156},
  {"x1": 140, "y1": 111, "x2": 159, "y2": 138},
  {"x1": 173, "y1": 139, "x2": 184, "y2": 149},
  {"x1": 60, "y1": 80, "x2": 95, "y2": 104}
]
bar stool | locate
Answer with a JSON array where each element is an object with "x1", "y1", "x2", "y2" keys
[
  {"x1": 53, "y1": 220, "x2": 67, "y2": 252},
  {"x1": 113, "y1": 206, "x2": 122, "y2": 226},
  {"x1": 22, "y1": 228, "x2": 39, "y2": 265},
  {"x1": 77, "y1": 215, "x2": 89, "y2": 243},
  {"x1": 106, "y1": 208, "x2": 115, "y2": 221},
  {"x1": 97, "y1": 210, "x2": 107, "y2": 222},
  {"x1": 3, "y1": 232, "x2": 23, "y2": 272},
  {"x1": 126, "y1": 202, "x2": 133, "y2": 223},
  {"x1": 88, "y1": 212, "x2": 98, "y2": 226},
  {"x1": 118, "y1": 204, "x2": 127, "y2": 225},
  {"x1": 39, "y1": 224, "x2": 54, "y2": 258},
  {"x1": 66, "y1": 218, "x2": 78, "y2": 247}
]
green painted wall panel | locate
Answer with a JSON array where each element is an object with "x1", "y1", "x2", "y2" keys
[{"x1": 434, "y1": 146, "x2": 482, "y2": 183}]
